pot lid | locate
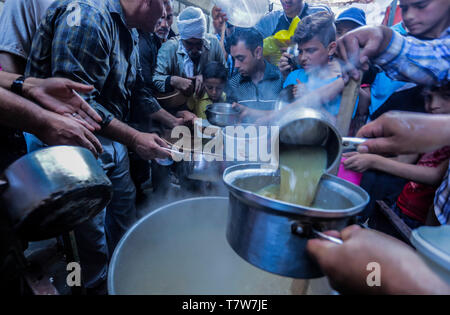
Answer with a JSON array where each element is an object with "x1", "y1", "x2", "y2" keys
[{"x1": 410, "y1": 225, "x2": 450, "y2": 271}]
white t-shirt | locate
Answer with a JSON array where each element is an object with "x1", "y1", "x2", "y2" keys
[{"x1": 0, "y1": 0, "x2": 55, "y2": 59}]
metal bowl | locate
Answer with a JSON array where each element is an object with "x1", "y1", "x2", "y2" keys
[{"x1": 205, "y1": 103, "x2": 241, "y2": 127}]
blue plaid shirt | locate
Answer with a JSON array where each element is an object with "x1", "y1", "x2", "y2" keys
[
  {"x1": 374, "y1": 27, "x2": 450, "y2": 86},
  {"x1": 435, "y1": 168, "x2": 450, "y2": 225},
  {"x1": 25, "y1": 0, "x2": 161, "y2": 127}
]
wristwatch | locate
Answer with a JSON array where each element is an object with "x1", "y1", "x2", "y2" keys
[{"x1": 11, "y1": 75, "x2": 26, "y2": 96}]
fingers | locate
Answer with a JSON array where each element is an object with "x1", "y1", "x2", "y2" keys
[
  {"x1": 356, "y1": 137, "x2": 396, "y2": 155},
  {"x1": 342, "y1": 151, "x2": 358, "y2": 158},
  {"x1": 83, "y1": 128, "x2": 103, "y2": 156},
  {"x1": 72, "y1": 90, "x2": 103, "y2": 123},
  {"x1": 66, "y1": 80, "x2": 94, "y2": 94},
  {"x1": 154, "y1": 134, "x2": 170, "y2": 148},
  {"x1": 340, "y1": 225, "x2": 362, "y2": 241}
]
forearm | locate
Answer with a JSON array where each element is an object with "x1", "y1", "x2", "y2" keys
[
  {"x1": 315, "y1": 78, "x2": 345, "y2": 105},
  {"x1": 98, "y1": 118, "x2": 140, "y2": 148},
  {"x1": 0, "y1": 87, "x2": 51, "y2": 134},
  {"x1": 150, "y1": 108, "x2": 180, "y2": 128},
  {"x1": 371, "y1": 156, "x2": 445, "y2": 185},
  {"x1": 0, "y1": 53, "x2": 26, "y2": 74}
]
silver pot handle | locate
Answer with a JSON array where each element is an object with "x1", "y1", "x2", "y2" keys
[
  {"x1": 311, "y1": 228, "x2": 343, "y2": 245},
  {"x1": 342, "y1": 137, "x2": 367, "y2": 151},
  {"x1": 291, "y1": 223, "x2": 343, "y2": 245},
  {"x1": 0, "y1": 179, "x2": 8, "y2": 194}
]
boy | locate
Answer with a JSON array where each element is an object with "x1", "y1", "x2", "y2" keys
[
  {"x1": 187, "y1": 62, "x2": 227, "y2": 119},
  {"x1": 283, "y1": 12, "x2": 348, "y2": 116},
  {"x1": 343, "y1": 83, "x2": 450, "y2": 228}
]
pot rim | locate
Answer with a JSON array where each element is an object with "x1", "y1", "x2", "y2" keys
[{"x1": 222, "y1": 163, "x2": 369, "y2": 219}]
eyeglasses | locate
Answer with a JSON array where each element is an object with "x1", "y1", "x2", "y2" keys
[{"x1": 182, "y1": 40, "x2": 204, "y2": 49}]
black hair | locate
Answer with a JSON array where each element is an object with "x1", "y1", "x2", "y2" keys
[
  {"x1": 228, "y1": 27, "x2": 263, "y2": 53},
  {"x1": 202, "y1": 61, "x2": 227, "y2": 82},
  {"x1": 293, "y1": 11, "x2": 336, "y2": 47}
]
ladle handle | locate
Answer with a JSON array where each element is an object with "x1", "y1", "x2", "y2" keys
[
  {"x1": 342, "y1": 137, "x2": 367, "y2": 151},
  {"x1": 312, "y1": 228, "x2": 343, "y2": 245}
]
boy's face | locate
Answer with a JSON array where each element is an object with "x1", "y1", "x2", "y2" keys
[
  {"x1": 425, "y1": 89, "x2": 450, "y2": 114},
  {"x1": 336, "y1": 21, "x2": 361, "y2": 39},
  {"x1": 400, "y1": 0, "x2": 450, "y2": 38},
  {"x1": 204, "y1": 78, "x2": 225, "y2": 102},
  {"x1": 297, "y1": 37, "x2": 336, "y2": 73}
]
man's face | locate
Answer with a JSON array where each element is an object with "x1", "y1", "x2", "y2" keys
[
  {"x1": 280, "y1": 0, "x2": 303, "y2": 18},
  {"x1": 230, "y1": 41, "x2": 261, "y2": 78},
  {"x1": 155, "y1": 3, "x2": 173, "y2": 39},
  {"x1": 134, "y1": 0, "x2": 165, "y2": 32},
  {"x1": 182, "y1": 38, "x2": 204, "y2": 61},
  {"x1": 297, "y1": 37, "x2": 332, "y2": 73},
  {"x1": 204, "y1": 78, "x2": 226, "y2": 102},
  {"x1": 400, "y1": 0, "x2": 450, "y2": 38}
]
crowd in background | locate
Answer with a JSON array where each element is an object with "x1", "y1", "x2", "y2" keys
[{"x1": 0, "y1": 0, "x2": 449, "y2": 295}]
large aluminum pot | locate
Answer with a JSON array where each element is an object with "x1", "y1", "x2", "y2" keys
[
  {"x1": 108, "y1": 197, "x2": 333, "y2": 294},
  {"x1": 223, "y1": 163, "x2": 369, "y2": 279},
  {"x1": 0, "y1": 146, "x2": 112, "y2": 240}
]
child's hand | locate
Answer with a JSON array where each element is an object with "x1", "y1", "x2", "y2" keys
[
  {"x1": 293, "y1": 79, "x2": 309, "y2": 99},
  {"x1": 279, "y1": 52, "x2": 295, "y2": 78},
  {"x1": 343, "y1": 153, "x2": 376, "y2": 172}
]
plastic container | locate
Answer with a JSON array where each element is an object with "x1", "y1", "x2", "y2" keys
[
  {"x1": 214, "y1": 0, "x2": 269, "y2": 28},
  {"x1": 338, "y1": 157, "x2": 363, "y2": 186},
  {"x1": 410, "y1": 225, "x2": 450, "y2": 285}
]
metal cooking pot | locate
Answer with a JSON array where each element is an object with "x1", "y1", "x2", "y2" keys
[
  {"x1": 0, "y1": 146, "x2": 112, "y2": 240},
  {"x1": 223, "y1": 163, "x2": 369, "y2": 279},
  {"x1": 108, "y1": 197, "x2": 333, "y2": 294},
  {"x1": 205, "y1": 103, "x2": 241, "y2": 127},
  {"x1": 277, "y1": 107, "x2": 366, "y2": 172}
]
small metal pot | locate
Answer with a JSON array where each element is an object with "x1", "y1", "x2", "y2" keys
[
  {"x1": 277, "y1": 107, "x2": 365, "y2": 172},
  {"x1": 0, "y1": 146, "x2": 112, "y2": 240},
  {"x1": 223, "y1": 163, "x2": 369, "y2": 279},
  {"x1": 205, "y1": 103, "x2": 241, "y2": 127}
]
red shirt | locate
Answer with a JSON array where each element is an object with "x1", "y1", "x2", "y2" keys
[{"x1": 397, "y1": 146, "x2": 450, "y2": 223}]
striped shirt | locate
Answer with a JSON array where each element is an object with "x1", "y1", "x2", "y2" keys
[
  {"x1": 435, "y1": 167, "x2": 450, "y2": 225},
  {"x1": 25, "y1": 0, "x2": 161, "y2": 127},
  {"x1": 374, "y1": 26, "x2": 450, "y2": 86}
]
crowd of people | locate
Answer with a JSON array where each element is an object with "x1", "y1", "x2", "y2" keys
[{"x1": 0, "y1": 0, "x2": 449, "y2": 295}]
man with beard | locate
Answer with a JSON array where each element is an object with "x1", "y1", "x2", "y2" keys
[{"x1": 152, "y1": 7, "x2": 226, "y2": 101}]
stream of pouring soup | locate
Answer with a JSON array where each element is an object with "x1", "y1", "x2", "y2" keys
[{"x1": 257, "y1": 147, "x2": 327, "y2": 207}]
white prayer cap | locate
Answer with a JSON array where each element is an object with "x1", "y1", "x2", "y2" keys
[{"x1": 177, "y1": 7, "x2": 206, "y2": 40}]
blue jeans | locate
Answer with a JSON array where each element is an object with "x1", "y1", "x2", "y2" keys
[{"x1": 24, "y1": 134, "x2": 136, "y2": 288}]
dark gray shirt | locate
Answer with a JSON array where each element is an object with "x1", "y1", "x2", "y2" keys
[{"x1": 226, "y1": 61, "x2": 284, "y2": 111}]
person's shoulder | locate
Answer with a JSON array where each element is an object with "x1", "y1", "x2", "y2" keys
[
  {"x1": 257, "y1": 10, "x2": 284, "y2": 25},
  {"x1": 159, "y1": 36, "x2": 180, "y2": 52}
]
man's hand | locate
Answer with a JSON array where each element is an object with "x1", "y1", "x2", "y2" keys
[
  {"x1": 176, "y1": 110, "x2": 197, "y2": 127},
  {"x1": 307, "y1": 225, "x2": 450, "y2": 294},
  {"x1": 336, "y1": 26, "x2": 393, "y2": 80},
  {"x1": 278, "y1": 52, "x2": 295, "y2": 79},
  {"x1": 38, "y1": 111, "x2": 103, "y2": 158},
  {"x1": 170, "y1": 76, "x2": 194, "y2": 96},
  {"x1": 23, "y1": 77, "x2": 102, "y2": 132},
  {"x1": 191, "y1": 75, "x2": 204, "y2": 97},
  {"x1": 212, "y1": 6, "x2": 228, "y2": 34},
  {"x1": 356, "y1": 112, "x2": 450, "y2": 155},
  {"x1": 130, "y1": 132, "x2": 171, "y2": 160}
]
